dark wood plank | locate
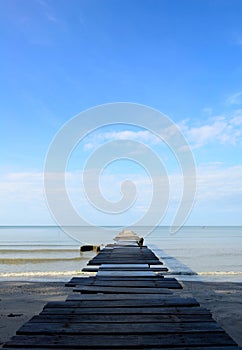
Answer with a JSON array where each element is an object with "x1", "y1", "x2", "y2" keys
[
  {"x1": 66, "y1": 293, "x2": 173, "y2": 301},
  {"x1": 73, "y1": 285, "x2": 181, "y2": 293},
  {"x1": 67, "y1": 278, "x2": 183, "y2": 287},
  {"x1": 4, "y1": 332, "x2": 237, "y2": 348},
  {"x1": 41, "y1": 306, "x2": 209, "y2": 315},
  {"x1": 66, "y1": 278, "x2": 173, "y2": 286},
  {"x1": 17, "y1": 321, "x2": 224, "y2": 335},
  {"x1": 66, "y1": 277, "x2": 181, "y2": 289},
  {"x1": 44, "y1": 297, "x2": 199, "y2": 308},
  {"x1": 71, "y1": 280, "x2": 180, "y2": 287},
  {"x1": 82, "y1": 266, "x2": 167, "y2": 272},
  {"x1": 4, "y1": 347, "x2": 242, "y2": 350},
  {"x1": 68, "y1": 276, "x2": 169, "y2": 282},
  {"x1": 29, "y1": 313, "x2": 213, "y2": 323},
  {"x1": 87, "y1": 258, "x2": 161, "y2": 266}
]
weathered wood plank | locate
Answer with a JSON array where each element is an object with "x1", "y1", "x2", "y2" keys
[
  {"x1": 69, "y1": 280, "x2": 176, "y2": 287},
  {"x1": 89, "y1": 262, "x2": 161, "y2": 266},
  {"x1": 4, "y1": 333, "x2": 236, "y2": 348},
  {"x1": 4, "y1": 345, "x2": 242, "y2": 350},
  {"x1": 100, "y1": 264, "x2": 149, "y2": 268},
  {"x1": 82, "y1": 267, "x2": 168, "y2": 272},
  {"x1": 4, "y1": 347, "x2": 242, "y2": 350},
  {"x1": 17, "y1": 321, "x2": 224, "y2": 335},
  {"x1": 82, "y1": 267, "x2": 99, "y2": 272},
  {"x1": 68, "y1": 276, "x2": 169, "y2": 282},
  {"x1": 88, "y1": 260, "x2": 162, "y2": 265},
  {"x1": 82, "y1": 278, "x2": 177, "y2": 285},
  {"x1": 72, "y1": 279, "x2": 180, "y2": 287},
  {"x1": 97, "y1": 271, "x2": 155, "y2": 277},
  {"x1": 73, "y1": 285, "x2": 181, "y2": 293},
  {"x1": 66, "y1": 278, "x2": 174, "y2": 286},
  {"x1": 41, "y1": 306, "x2": 210, "y2": 315},
  {"x1": 43, "y1": 297, "x2": 200, "y2": 308},
  {"x1": 29, "y1": 313, "x2": 213, "y2": 323},
  {"x1": 66, "y1": 293, "x2": 174, "y2": 301}
]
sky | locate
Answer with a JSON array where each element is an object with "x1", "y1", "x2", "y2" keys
[{"x1": 1, "y1": 0, "x2": 242, "y2": 226}]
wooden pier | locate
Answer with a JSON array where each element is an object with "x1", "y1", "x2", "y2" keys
[{"x1": 3, "y1": 231, "x2": 241, "y2": 349}]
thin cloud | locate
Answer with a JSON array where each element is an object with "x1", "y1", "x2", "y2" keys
[
  {"x1": 226, "y1": 91, "x2": 242, "y2": 105},
  {"x1": 83, "y1": 130, "x2": 162, "y2": 150},
  {"x1": 181, "y1": 114, "x2": 242, "y2": 148}
]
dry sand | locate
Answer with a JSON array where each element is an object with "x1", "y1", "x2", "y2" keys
[{"x1": 0, "y1": 280, "x2": 241, "y2": 347}]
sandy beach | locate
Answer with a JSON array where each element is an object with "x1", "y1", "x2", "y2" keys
[
  {"x1": 182, "y1": 281, "x2": 242, "y2": 347},
  {"x1": 0, "y1": 280, "x2": 241, "y2": 347},
  {"x1": 0, "y1": 282, "x2": 68, "y2": 347}
]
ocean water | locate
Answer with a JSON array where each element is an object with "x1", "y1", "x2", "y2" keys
[{"x1": 0, "y1": 226, "x2": 241, "y2": 282}]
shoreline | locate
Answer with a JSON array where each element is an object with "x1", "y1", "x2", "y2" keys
[{"x1": 0, "y1": 280, "x2": 241, "y2": 347}]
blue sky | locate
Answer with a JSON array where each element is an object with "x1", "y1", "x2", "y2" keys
[{"x1": 1, "y1": 0, "x2": 242, "y2": 226}]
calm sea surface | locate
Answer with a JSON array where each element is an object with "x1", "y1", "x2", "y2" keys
[{"x1": 0, "y1": 226, "x2": 241, "y2": 282}]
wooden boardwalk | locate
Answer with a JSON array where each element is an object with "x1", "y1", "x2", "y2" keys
[{"x1": 3, "y1": 238, "x2": 242, "y2": 349}]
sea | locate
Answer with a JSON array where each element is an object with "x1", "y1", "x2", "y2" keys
[{"x1": 0, "y1": 226, "x2": 241, "y2": 282}]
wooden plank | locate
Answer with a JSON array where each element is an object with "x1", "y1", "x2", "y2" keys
[
  {"x1": 73, "y1": 285, "x2": 182, "y2": 293},
  {"x1": 82, "y1": 267, "x2": 169, "y2": 272},
  {"x1": 17, "y1": 321, "x2": 224, "y2": 335},
  {"x1": 93, "y1": 252, "x2": 159, "y2": 256},
  {"x1": 96, "y1": 271, "x2": 156, "y2": 277},
  {"x1": 99, "y1": 267, "x2": 168, "y2": 271},
  {"x1": 66, "y1": 278, "x2": 173, "y2": 287},
  {"x1": 101, "y1": 255, "x2": 159, "y2": 258},
  {"x1": 88, "y1": 260, "x2": 162, "y2": 265},
  {"x1": 66, "y1": 293, "x2": 174, "y2": 301},
  {"x1": 100, "y1": 264, "x2": 149, "y2": 268},
  {"x1": 82, "y1": 267, "x2": 99, "y2": 272},
  {"x1": 69, "y1": 280, "x2": 179, "y2": 287},
  {"x1": 89, "y1": 253, "x2": 158, "y2": 256},
  {"x1": 43, "y1": 297, "x2": 200, "y2": 308},
  {"x1": 4, "y1": 345, "x2": 242, "y2": 350},
  {"x1": 29, "y1": 313, "x2": 213, "y2": 323},
  {"x1": 5, "y1": 347, "x2": 242, "y2": 350},
  {"x1": 68, "y1": 276, "x2": 168, "y2": 282},
  {"x1": 4, "y1": 333, "x2": 237, "y2": 348},
  {"x1": 41, "y1": 306, "x2": 208, "y2": 315},
  {"x1": 66, "y1": 279, "x2": 184, "y2": 288},
  {"x1": 88, "y1": 260, "x2": 161, "y2": 264}
]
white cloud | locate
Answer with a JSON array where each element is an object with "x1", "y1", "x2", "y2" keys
[
  {"x1": 81, "y1": 111, "x2": 242, "y2": 153},
  {"x1": 83, "y1": 130, "x2": 162, "y2": 151},
  {"x1": 226, "y1": 91, "x2": 242, "y2": 105},
  {"x1": 181, "y1": 114, "x2": 242, "y2": 148}
]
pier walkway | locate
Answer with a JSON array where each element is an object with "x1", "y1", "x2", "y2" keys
[{"x1": 3, "y1": 231, "x2": 241, "y2": 349}]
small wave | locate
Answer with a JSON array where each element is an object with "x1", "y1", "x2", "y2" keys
[
  {"x1": 0, "y1": 257, "x2": 86, "y2": 264},
  {"x1": 0, "y1": 270, "x2": 95, "y2": 278},
  {"x1": 198, "y1": 271, "x2": 242, "y2": 276},
  {"x1": 166, "y1": 271, "x2": 242, "y2": 276},
  {"x1": 0, "y1": 248, "x2": 80, "y2": 252}
]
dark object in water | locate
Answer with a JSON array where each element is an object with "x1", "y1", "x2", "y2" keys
[
  {"x1": 80, "y1": 245, "x2": 100, "y2": 252},
  {"x1": 138, "y1": 237, "x2": 144, "y2": 248}
]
